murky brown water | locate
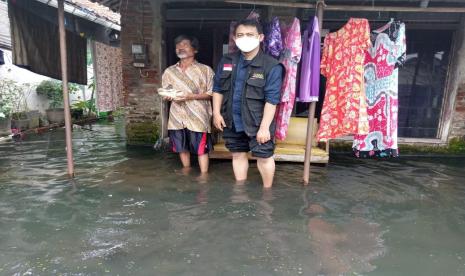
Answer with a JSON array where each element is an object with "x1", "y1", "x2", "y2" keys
[{"x1": 0, "y1": 121, "x2": 464, "y2": 275}]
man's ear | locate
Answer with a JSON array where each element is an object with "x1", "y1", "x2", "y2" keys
[{"x1": 259, "y1": 34, "x2": 265, "y2": 42}]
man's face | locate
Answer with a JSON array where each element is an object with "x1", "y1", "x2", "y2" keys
[
  {"x1": 234, "y1": 25, "x2": 264, "y2": 43},
  {"x1": 175, "y1": 39, "x2": 196, "y2": 59}
]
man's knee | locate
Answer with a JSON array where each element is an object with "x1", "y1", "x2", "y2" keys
[
  {"x1": 257, "y1": 156, "x2": 274, "y2": 164},
  {"x1": 232, "y1": 152, "x2": 248, "y2": 159}
]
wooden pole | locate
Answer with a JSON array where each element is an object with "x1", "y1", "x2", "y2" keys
[
  {"x1": 225, "y1": 0, "x2": 465, "y2": 13},
  {"x1": 58, "y1": 0, "x2": 75, "y2": 177},
  {"x1": 303, "y1": 0, "x2": 324, "y2": 185}
]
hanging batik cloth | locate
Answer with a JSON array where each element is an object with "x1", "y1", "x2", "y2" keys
[
  {"x1": 264, "y1": 17, "x2": 283, "y2": 59},
  {"x1": 275, "y1": 18, "x2": 301, "y2": 140},
  {"x1": 298, "y1": 16, "x2": 321, "y2": 102},
  {"x1": 353, "y1": 21, "x2": 406, "y2": 158},
  {"x1": 94, "y1": 41, "x2": 124, "y2": 112},
  {"x1": 317, "y1": 18, "x2": 371, "y2": 141}
]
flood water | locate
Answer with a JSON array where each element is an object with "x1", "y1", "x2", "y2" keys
[{"x1": 0, "y1": 121, "x2": 464, "y2": 276}]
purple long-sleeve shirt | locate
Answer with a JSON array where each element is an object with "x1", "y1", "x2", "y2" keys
[{"x1": 298, "y1": 16, "x2": 320, "y2": 102}]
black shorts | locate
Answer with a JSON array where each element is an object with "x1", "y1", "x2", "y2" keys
[
  {"x1": 223, "y1": 126, "x2": 275, "y2": 158},
  {"x1": 168, "y1": 128, "x2": 213, "y2": 155}
]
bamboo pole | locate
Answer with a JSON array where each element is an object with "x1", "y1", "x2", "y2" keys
[
  {"x1": 303, "y1": 0, "x2": 324, "y2": 185},
  {"x1": 225, "y1": 0, "x2": 465, "y2": 13},
  {"x1": 58, "y1": 0, "x2": 75, "y2": 177}
]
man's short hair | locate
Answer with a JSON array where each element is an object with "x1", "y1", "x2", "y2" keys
[
  {"x1": 174, "y1": 35, "x2": 200, "y2": 51},
  {"x1": 234, "y1": 19, "x2": 263, "y2": 35}
]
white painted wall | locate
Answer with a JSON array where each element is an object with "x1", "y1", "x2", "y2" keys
[{"x1": 0, "y1": 48, "x2": 93, "y2": 115}]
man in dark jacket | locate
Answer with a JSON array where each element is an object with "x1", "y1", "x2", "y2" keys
[{"x1": 212, "y1": 19, "x2": 283, "y2": 188}]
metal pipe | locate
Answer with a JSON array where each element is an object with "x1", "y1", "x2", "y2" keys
[
  {"x1": 225, "y1": 0, "x2": 465, "y2": 13},
  {"x1": 303, "y1": 0, "x2": 324, "y2": 185},
  {"x1": 58, "y1": 0, "x2": 75, "y2": 177}
]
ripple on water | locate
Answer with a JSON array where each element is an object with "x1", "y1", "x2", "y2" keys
[{"x1": 1, "y1": 123, "x2": 465, "y2": 275}]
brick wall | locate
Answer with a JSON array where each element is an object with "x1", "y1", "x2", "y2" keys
[
  {"x1": 447, "y1": 16, "x2": 465, "y2": 141},
  {"x1": 450, "y1": 83, "x2": 465, "y2": 139},
  {"x1": 120, "y1": 0, "x2": 162, "y2": 145}
]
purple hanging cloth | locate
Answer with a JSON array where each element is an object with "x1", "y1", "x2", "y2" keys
[
  {"x1": 264, "y1": 17, "x2": 284, "y2": 59},
  {"x1": 298, "y1": 16, "x2": 320, "y2": 102}
]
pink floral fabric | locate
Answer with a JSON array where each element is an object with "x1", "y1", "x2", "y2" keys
[
  {"x1": 94, "y1": 41, "x2": 123, "y2": 112},
  {"x1": 275, "y1": 18, "x2": 302, "y2": 140},
  {"x1": 353, "y1": 21, "x2": 406, "y2": 158}
]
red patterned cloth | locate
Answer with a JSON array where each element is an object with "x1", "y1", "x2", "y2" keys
[
  {"x1": 353, "y1": 21, "x2": 406, "y2": 158},
  {"x1": 317, "y1": 18, "x2": 371, "y2": 141}
]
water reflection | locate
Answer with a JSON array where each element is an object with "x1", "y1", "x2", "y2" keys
[
  {"x1": 0, "y1": 123, "x2": 465, "y2": 275},
  {"x1": 301, "y1": 187, "x2": 386, "y2": 276}
]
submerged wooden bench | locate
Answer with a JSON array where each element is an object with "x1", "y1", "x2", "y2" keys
[{"x1": 210, "y1": 117, "x2": 329, "y2": 164}]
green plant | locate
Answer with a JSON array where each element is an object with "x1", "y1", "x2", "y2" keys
[
  {"x1": 36, "y1": 80, "x2": 78, "y2": 109},
  {"x1": 71, "y1": 98, "x2": 96, "y2": 115},
  {"x1": 0, "y1": 79, "x2": 25, "y2": 119},
  {"x1": 11, "y1": 111, "x2": 27, "y2": 120},
  {"x1": 112, "y1": 107, "x2": 125, "y2": 118}
]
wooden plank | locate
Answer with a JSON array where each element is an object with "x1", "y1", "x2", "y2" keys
[{"x1": 210, "y1": 144, "x2": 329, "y2": 164}]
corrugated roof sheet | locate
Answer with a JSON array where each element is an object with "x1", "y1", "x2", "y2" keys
[
  {"x1": 69, "y1": 0, "x2": 120, "y2": 24},
  {"x1": 0, "y1": 1, "x2": 11, "y2": 49}
]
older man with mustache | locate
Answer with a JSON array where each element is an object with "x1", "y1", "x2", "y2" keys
[{"x1": 161, "y1": 35, "x2": 215, "y2": 174}]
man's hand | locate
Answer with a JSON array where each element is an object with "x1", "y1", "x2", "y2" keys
[
  {"x1": 256, "y1": 127, "x2": 271, "y2": 144},
  {"x1": 213, "y1": 113, "x2": 226, "y2": 131},
  {"x1": 173, "y1": 92, "x2": 191, "y2": 102},
  {"x1": 162, "y1": 96, "x2": 174, "y2": 101}
]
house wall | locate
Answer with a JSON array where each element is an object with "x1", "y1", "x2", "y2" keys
[
  {"x1": 446, "y1": 17, "x2": 465, "y2": 140},
  {"x1": 120, "y1": 0, "x2": 162, "y2": 146},
  {"x1": 119, "y1": 1, "x2": 465, "y2": 146}
]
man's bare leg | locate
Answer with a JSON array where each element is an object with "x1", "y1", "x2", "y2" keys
[
  {"x1": 257, "y1": 157, "x2": 275, "y2": 188},
  {"x1": 232, "y1": 152, "x2": 249, "y2": 181},
  {"x1": 198, "y1": 154, "x2": 209, "y2": 173},
  {"x1": 179, "y1": 152, "x2": 191, "y2": 168}
]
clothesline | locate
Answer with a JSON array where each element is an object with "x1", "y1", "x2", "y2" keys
[
  {"x1": 243, "y1": 14, "x2": 406, "y2": 158},
  {"x1": 226, "y1": 0, "x2": 465, "y2": 13}
]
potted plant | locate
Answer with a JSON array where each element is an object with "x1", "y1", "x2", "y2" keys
[
  {"x1": 71, "y1": 98, "x2": 85, "y2": 120},
  {"x1": 36, "y1": 80, "x2": 78, "y2": 124},
  {"x1": 10, "y1": 84, "x2": 33, "y2": 131},
  {"x1": 11, "y1": 111, "x2": 30, "y2": 131},
  {"x1": 0, "y1": 79, "x2": 23, "y2": 136},
  {"x1": 27, "y1": 110, "x2": 41, "y2": 129},
  {"x1": 71, "y1": 98, "x2": 96, "y2": 120}
]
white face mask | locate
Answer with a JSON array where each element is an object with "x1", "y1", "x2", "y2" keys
[{"x1": 235, "y1": 37, "x2": 260, "y2": 53}]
